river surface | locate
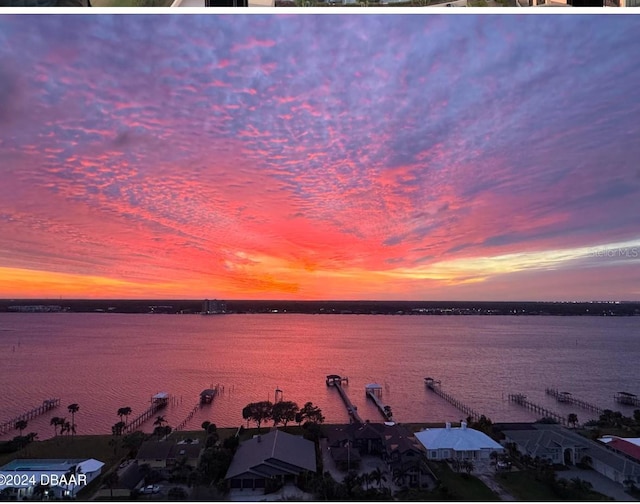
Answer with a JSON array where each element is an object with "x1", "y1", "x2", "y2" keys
[{"x1": 1, "y1": 313, "x2": 639, "y2": 439}]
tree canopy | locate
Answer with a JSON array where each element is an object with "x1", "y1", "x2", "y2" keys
[
  {"x1": 242, "y1": 401, "x2": 273, "y2": 431},
  {"x1": 271, "y1": 401, "x2": 299, "y2": 428}
]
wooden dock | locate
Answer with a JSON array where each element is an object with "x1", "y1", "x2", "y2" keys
[
  {"x1": 365, "y1": 384, "x2": 394, "y2": 422},
  {"x1": 0, "y1": 399, "x2": 60, "y2": 435},
  {"x1": 326, "y1": 375, "x2": 362, "y2": 424},
  {"x1": 424, "y1": 377, "x2": 481, "y2": 422},
  {"x1": 124, "y1": 393, "x2": 169, "y2": 434},
  {"x1": 545, "y1": 388, "x2": 603, "y2": 415},
  {"x1": 614, "y1": 391, "x2": 640, "y2": 407},
  {"x1": 174, "y1": 403, "x2": 200, "y2": 433},
  {"x1": 508, "y1": 393, "x2": 567, "y2": 425}
]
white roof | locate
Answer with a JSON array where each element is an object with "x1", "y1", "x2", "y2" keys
[
  {"x1": 365, "y1": 383, "x2": 383, "y2": 389},
  {"x1": 415, "y1": 426, "x2": 503, "y2": 452},
  {"x1": 0, "y1": 459, "x2": 104, "y2": 491},
  {"x1": 153, "y1": 392, "x2": 169, "y2": 399}
]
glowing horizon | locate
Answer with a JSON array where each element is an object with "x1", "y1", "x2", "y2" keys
[{"x1": 1, "y1": 15, "x2": 639, "y2": 301}]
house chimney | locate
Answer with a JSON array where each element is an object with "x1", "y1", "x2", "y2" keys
[
  {"x1": 445, "y1": 422, "x2": 451, "y2": 430},
  {"x1": 461, "y1": 422, "x2": 467, "y2": 430}
]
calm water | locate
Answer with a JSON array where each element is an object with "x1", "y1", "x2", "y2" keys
[{"x1": 1, "y1": 313, "x2": 639, "y2": 440}]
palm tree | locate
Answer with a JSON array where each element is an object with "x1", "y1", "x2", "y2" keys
[
  {"x1": 568, "y1": 413, "x2": 579, "y2": 428},
  {"x1": 60, "y1": 420, "x2": 72, "y2": 437},
  {"x1": 490, "y1": 450, "x2": 499, "y2": 471},
  {"x1": 49, "y1": 417, "x2": 60, "y2": 436},
  {"x1": 112, "y1": 421, "x2": 126, "y2": 437},
  {"x1": 154, "y1": 415, "x2": 167, "y2": 428},
  {"x1": 64, "y1": 464, "x2": 82, "y2": 498},
  {"x1": 393, "y1": 465, "x2": 410, "y2": 487},
  {"x1": 370, "y1": 467, "x2": 387, "y2": 489},
  {"x1": 117, "y1": 407, "x2": 132, "y2": 425},
  {"x1": 68, "y1": 404, "x2": 79, "y2": 437},
  {"x1": 15, "y1": 419, "x2": 28, "y2": 436},
  {"x1": 201, "y1": 421, "x2": 211, "y2": 432},
  {"x1": 103, "y1": 471, "x2": 119, "y2": 500}
]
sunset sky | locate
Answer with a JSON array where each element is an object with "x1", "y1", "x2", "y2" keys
[{"x1": 1, "y1": 14, "x2": 639, "y2": 301}]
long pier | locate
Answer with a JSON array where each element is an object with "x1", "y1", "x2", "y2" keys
[
  {"x1": 0, "y1": 399, "x2": 60, "y2": 436},
  {"x1": 174, "y1": 403, "x2": 200, "y2": 433},
  {"x1": 614, "y1": 392, "x2": 640, "y2": 407},
  {"x1": 508, "y1": 393, "x2": 567, "y2": 426},
  {"x1": 545, "y1": 388, "x2": 603, "y2": 415},
  {"x1": 365, "y1": 385, "x2": 394, "y2": 422},
  {"x1": 327, "y1": 375, "x2": 362, "y2": 424},
  {"x1": 424, "y1": 378, "x2": 481, "y2": 422},
  {"x1": 124, "y1": 394, "x2": 169, "y2": 434}
]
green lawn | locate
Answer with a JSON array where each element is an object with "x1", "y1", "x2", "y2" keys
[
  {"x1": 428, "y1": 462, "x2": 500, "y2": 501},
  {"x1": 497, "y1": 470, "x2": 611, "y2": 501},
  {"x1": 497, "y1": 471, "x2": 559, "y2": 500}
]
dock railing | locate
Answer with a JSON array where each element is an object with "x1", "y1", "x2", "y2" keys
[
  {"x1": 424, "y1": 378, "x2": 482, "y2": 422},
  {"x1": 0, "y1": 399, "x2": 60, "y2": 435},
  {"x1": 545, "y1": 388, "x2": 603, "y2": 415},
  {"x1": 508, "y1": 393, "x2": 567, "y2": 425},
  {"x1": 327, "y1": 375, "x2": 362, "y2": 424}
]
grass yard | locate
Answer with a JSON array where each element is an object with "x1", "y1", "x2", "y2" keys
[
  {"x1": 497, "y1": 471, "x2": 559, "y2": 500},
  {"x1": 428, "y1": 461, "x2": 500, "y2": 501},
  {"x1": 497, "y1": 470, "x2": 611, "y2": 501}
]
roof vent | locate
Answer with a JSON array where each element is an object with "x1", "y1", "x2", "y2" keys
[{"x1": 445, "y1": 422, "x2": 451, "y2": 430}]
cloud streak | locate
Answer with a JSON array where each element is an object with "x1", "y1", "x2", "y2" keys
[{"x1": 0, "y1": 15, "x2": 639, "y2": 300}]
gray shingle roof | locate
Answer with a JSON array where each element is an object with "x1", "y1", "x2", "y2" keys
[
  {"x1": 225, "y1": 430, "x2": 316, "y2": 480},
  {"x1": 504, "y1": 424, "x2": 640, "y2": 477}
]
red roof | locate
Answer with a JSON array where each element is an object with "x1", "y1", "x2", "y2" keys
[{"x1": 608, "y1": 438, "x2": 640, "y2": 462}]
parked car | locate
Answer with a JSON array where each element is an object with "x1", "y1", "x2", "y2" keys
[{"x1": 142, "y1": 485, "x2": 160, "y2": 494}]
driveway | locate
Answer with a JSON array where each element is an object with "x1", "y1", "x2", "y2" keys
[{"x1": 561, "y1": 469, "x2": 636, "y2": 501}]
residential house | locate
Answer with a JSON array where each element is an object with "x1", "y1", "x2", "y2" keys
[
  {"x1": 415, "y1": 422, "x2": 504, "y2": 461},
  {"x1": 225, "y1": 430, "x2": 316, "y2": 491},
  {"x1": 500, "y1": 424, "x2": 640, "y2": 485},
  {"x1": 0, "y1": 458, "x2": 104, "y2": 500}
]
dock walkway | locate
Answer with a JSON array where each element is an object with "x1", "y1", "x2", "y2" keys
[
  {"x1": 0, "y1": 399, "x2": 60, "y2": 435},
  {"x1": 124, "y1": 393, "x2": 169, "y2": 434},
  {"x1": 508, "y1": 393, "x2": 567, "y2": 425},
  {"x1": 424, "y1": 378, "x2": 481, "y2": 422},
  {"x1": 614, "y1": 392, "x2": 640, "y2": 407},
  {"x1": 174, "y1": 403, "x2": 200, "y2": 433},
  {"x1": 327, "y1": 375, "x2": 362, "y2": 424},
  {"x1": 545, "y1": 388, "x2": 603, "y2": 416},
  {"x1": 365, "y1": 388, "x2": 394, "y2": 422}
]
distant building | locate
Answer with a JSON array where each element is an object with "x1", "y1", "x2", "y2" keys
[
  {"x1": 8, "y1": 305, "x2": 63, "y2": 313},
  {"x1": 202, "y1": 299, "x2": 227, "y2": 315},
  {"x1": 225, "y1": 430, "x2": 316, "y2": 491},
  {"x1": 0, "y1": 458, "x2": 104, "y2": 499},
  {"x1": 415, "y1": 422, "x2": 504, "y2": 460}
]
